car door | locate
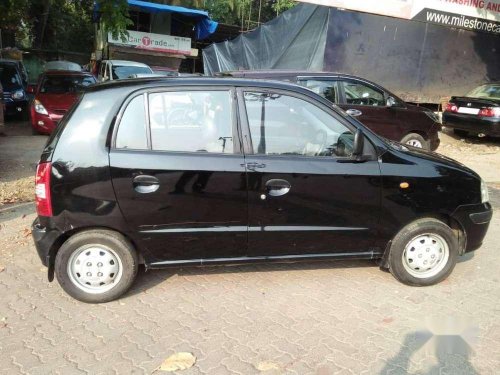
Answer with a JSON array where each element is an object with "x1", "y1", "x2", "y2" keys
[
  {"x1": 336, "y1": 79, "x2": 403, "y2": 140},
  {"x1": 238, "y1": 88, "x2": 382, "y2": 258},
  {"x1": 109, "y1": 87, "x2": 248, "y2": 264}
]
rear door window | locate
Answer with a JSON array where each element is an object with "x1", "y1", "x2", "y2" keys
[{"x1": 148, "y1": 90, "x2": 234, "y2": 154}]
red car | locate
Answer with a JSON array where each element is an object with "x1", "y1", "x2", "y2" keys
[{"x1": 30, "y1": 70, "x2": 96, "y2": 134}]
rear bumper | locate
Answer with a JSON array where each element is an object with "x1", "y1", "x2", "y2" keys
[
  {"x1": 443, "y1": 113, "x2": 500, "y2": 136},
  {"x1": 32, "y1": 218, "x2": 63, "y2": 271},
  {"x1": 451, "y1": 202, "x2": 493, "y2": 253}
]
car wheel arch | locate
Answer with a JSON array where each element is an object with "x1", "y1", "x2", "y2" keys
[
  {"x1": 377, "y1": 213, "x2": 466, "y2": 270},
  {"x1": 46, "y1": 226, "x2": 144, "y2": 282}
]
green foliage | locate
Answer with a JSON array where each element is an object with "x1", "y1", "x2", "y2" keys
[
  {"x1": 96, "y1": 0, "x2": 133, "y2": 41},
  {"x1": 272, "y1": 0, "x2": 296, "y2": 15},
  {"x1": 0, "y1": 0, "x2": 298, "y2": 52}
]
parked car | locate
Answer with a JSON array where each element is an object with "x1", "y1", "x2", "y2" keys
[
  {"x1": 443, "y1": 83, "x2": 500, "y2": 138},
  {"x1": 97, "y1": 60, "x2": 153, "y2": 81},
  {"x1": 219, "y1": 71, "x2": 441, "y2": 151},
  {"x1": 29, "y1": 70, "x2": 96, "y2": 134},
  {"x1": 0, "y1": 59, "x2": 29, "y2": 119},
  {"x1": 32, "y1": 77, "x2": 492, "y2": 303}
]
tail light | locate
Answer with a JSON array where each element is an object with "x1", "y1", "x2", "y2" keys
[
  {"x1": 444, "y1": 102, "x2": 458, "y2": 112},
  {"x1": 35, "y1": 162, "x2": 53, "y2": 217},
  {"x1": 478, "y1": 107, "x2": 500, "y2": 118}
]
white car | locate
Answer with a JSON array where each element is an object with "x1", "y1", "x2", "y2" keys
[{"x1": 98, "y1": 60, "x2": 153, "y2": 82}]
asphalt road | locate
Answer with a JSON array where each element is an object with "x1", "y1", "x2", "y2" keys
[{"x1": 0, "y1": 122, "x2": 499, "y2": 374}]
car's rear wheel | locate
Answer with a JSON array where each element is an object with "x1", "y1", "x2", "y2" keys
[
  {"x1": 453, "y1": 129, "x2": 469, "y2": 138},
  {"x1": 400, "y1": 133, "x2": 429, "y2": 150},
  {"x1": 388, "y1": 218, "x2": 458, "y2": 286},
  {"x1": 55, "y1": 230, "x2": 138, "y2": 303}
]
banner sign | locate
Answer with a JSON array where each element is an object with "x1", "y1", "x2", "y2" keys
[
  {"x1": 300, "y1": 0, "x2": 500, "y2": 34},
  {"x1": 108, "y1": 30, "x2": 192, "y2": 55}
]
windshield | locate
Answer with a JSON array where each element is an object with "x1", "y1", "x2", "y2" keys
[
  {"x1": 41, "y1": 75, "x2": 96, "y2": 94},
  {"x1": 112, "y1": 65, "x2": 151, "y2": 79},
  {"x1": 466, "y1": 84, "x2": 500, "y2": 99},
  {"x1": 0, "y1": 64, "x2": 23, "y2": 91}
]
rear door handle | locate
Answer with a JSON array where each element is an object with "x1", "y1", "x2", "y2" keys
[
  {"x1": 241, "y1": 162, "x2": 266, "y2": 172},
  {"x1": 265, "y1": 179, "x2": 291, "y2": 197},
  {"x1": 133, "y1": 174, "x2": 160, "y2": 194},
  {"x1": 346, "y1": 109, "x2": 362, "y2": 117}
]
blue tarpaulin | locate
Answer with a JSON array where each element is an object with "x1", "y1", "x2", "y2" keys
[{"x1": 127, "y1": 0, "x2": 218, "y2": 40}]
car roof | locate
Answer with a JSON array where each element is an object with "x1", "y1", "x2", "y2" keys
[
  {"x1": 105, "y1": 60, "x2": 150, "y2": 67},
  {"x1": 0, "y1": 59, "x2": 21, "y2": 66},
  {"x1": 86, "y1": 76, "x2": 316, "y2": 96},
  {"x1": 43, "y1": 70, "x2": 94, "y2": 77},
  {"x1": 219, "y1": 70, "x2": 356, "y2": 78}
]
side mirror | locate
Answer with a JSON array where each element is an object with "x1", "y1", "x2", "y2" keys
[
  {"x1": 386, "y1": 96, "x2": 396, "y2": 107},
  {"x1": 26, "y1": 85, "x2": 35, "y2": 94},
  {"x1": 353, "y1": 128, "x2": 364, "y2": 157}
]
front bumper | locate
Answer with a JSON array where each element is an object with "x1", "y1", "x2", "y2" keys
[
  {"x1": 451, "y1": 202, "x2": 493, "y2": 253},
  {"x1": 443, "y1": 113, "x2": 500, "y2": 137},
  {"x1": 32, "y1": 218, "x2": 63, "y2": 280},
  {"x1": 31, "y1": 108, "x2": 62, "y2": 134},
  {"x1": 4, "y1": 99, "x2": 28, "y2": 116}
]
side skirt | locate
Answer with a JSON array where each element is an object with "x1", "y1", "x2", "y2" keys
[{"x1": 147, "y1": 251, "x2": 383, "y2": 269}]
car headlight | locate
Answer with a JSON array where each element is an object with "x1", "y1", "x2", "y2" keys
[
  {"x1": 481, "y1": 179, "x2": 489, "y2": 203},
  {"x1": 34, "y1": 99, "x2": 48, "y2": 115},
  {"x1": 12, "y1": 89, "x2": 24, "y2": 100},
  {"x1": 424, "y1": 110, "x2": 440, "y2": 123}
]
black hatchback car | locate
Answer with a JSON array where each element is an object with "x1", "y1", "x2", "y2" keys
[{"x1": 32, "y1": 78, "x2": 492, "y2": 303}]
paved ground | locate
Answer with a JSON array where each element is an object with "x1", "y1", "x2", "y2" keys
[{"x1": 0, "y1": 122, "x2": 499, "y2": 374}]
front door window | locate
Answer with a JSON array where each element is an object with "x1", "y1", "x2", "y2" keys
[
  {"x1": 243, "y1": 92, "x2": 354, "y2": 158},
  {"x1": 342, "y1": 81, "x2": 385, "y2": 106}
]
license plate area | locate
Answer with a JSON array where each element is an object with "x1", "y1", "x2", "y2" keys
[{"x1": 457, "y1": 107, "x2": 480, "y2": 115}]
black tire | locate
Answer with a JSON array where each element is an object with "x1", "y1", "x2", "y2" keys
[
  {"x1": 453, "y1": 129, "x2": 469, "y2": 138},
  {"x1": 400, "y1": 133, "x2": 429, "y2": 150},
  {"x1": 388, "y1": 218, "x2": 458, "y2": 286},
  {"x1": 32, "y1": 126, "x2": 40, "y2": 135},
  {"x1": 55, "y1": 229, "x2": 138, "y2": 303}
]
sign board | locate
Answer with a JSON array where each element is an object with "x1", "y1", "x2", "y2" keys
[
  {"x1": 300, "y1": 0, "x2": 500, "y2": 34},
  {"x1": 108, "y1": 30, "x2": 192, "y2": 55}
]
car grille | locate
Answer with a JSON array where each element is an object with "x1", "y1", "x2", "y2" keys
[
  {"x1": 3, "y1": 92, "x2": 12, "y2": 100},
  {"x1": 53, "y1": 109, "x2": 67, "y2": 115}
]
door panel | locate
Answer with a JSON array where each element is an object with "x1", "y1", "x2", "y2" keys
[
  {"x1": 110, "y1": 152, "x2": 248, "y2": 262},
  {"x1": 239, "y1": 89, "x2": 381, "y2": 257},
  {"x1": 244, "y1": 156, "x2": 381, "y2": 256},
  {"x1": 110, "y1": 88, "x2": 248, "y2": 263}
]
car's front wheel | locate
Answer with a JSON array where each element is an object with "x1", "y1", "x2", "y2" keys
[
  {"x1": 55, "y1": 230, "x2": 138, "y2": 303},
  {"x1": 400, "y1": 133, "x2": 429, "y2": 150},
  {"x1": 388, "y1": 218, "x2": 458, "y2": 286}
]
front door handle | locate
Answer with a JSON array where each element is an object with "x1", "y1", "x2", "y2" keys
[
  {"x1": 265, "y1": 179, "x2": 291, "y2": 197},
  {"x1": 133, "y1": 174, "x2": 160, "y2": 194},
  {"x1": 242, "y1": 162, "x2": 266, "y2": 172},
  {"x1": 346, "y1": 109, "x2": 362, "y2": 117}
]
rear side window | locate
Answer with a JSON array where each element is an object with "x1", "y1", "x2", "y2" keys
[
  {"x1": 115, "y1": 95, "x2": 148, "y2": 149},
  {"x1": 149, "y1": 90, "x2": 233, "y2": 154}
]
